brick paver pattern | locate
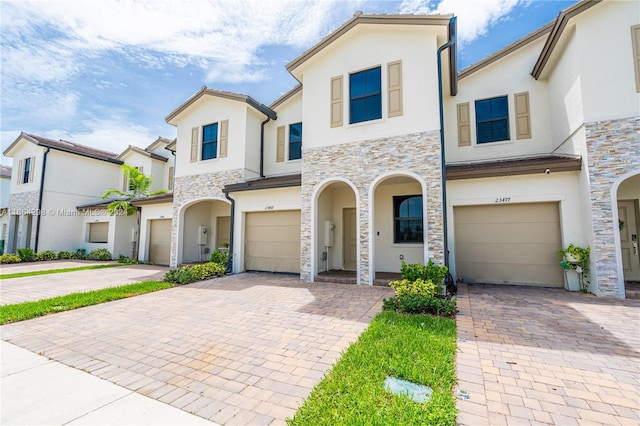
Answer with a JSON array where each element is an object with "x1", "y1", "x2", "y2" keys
[
  {"x1": 456, "y1": 283, "x2": 640, "y2": 426},
  {"x1": 1, "y1": 273, "x2": 392, "y2": 425},
  {"x1": 0, "y1": 263, "x2": 168, "y2": 305}
]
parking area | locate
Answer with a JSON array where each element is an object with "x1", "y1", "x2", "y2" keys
[
  {"x1": 456, "y1": 283, "x2": 640, "y2": 425},
  {"x1": 1, "y1": 273, "x2": 392, "y2": 425},
  {"x1": 0, "y1": 261, "x2": 168, "y2": 305}
]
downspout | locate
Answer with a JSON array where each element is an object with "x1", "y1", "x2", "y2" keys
[
  {"x1": 223, "y1": 190, "x2": 235, "y2": 273},
  {"x1": 34, "y1": 147, "x2": 50, "y2": 252},
  {"x1": 259, "y1": 117, "x2": 270, "y2": 178},
  {"x1": 436, "y1": 16, "x2": 457, "y2": 270}
]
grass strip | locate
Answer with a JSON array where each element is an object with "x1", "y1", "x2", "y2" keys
[
  {"x1": 0, "y1": 281, "x2": 173, "y2": 324},
  {"x1": 288, "y1": 311, "x2": 457, "y2": 425},
  {"x1": 0, "y1": 263, "x2": 126, "y2": 279}
]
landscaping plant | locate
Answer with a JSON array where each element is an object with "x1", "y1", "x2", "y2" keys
[
  {"x1": 17, "y1": 247, "x2": 35, "y2": 262},
  {"x1": 34, "y1": 250, "x2": 56, "y2": 261},
  {"x1": 0, "y1": 254, "x2": 22, "y2": 264},
  {"x1": 86, "y1": 248, "x2": 112, "y2": 261}
]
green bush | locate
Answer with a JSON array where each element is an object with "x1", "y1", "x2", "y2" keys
[
  {"x1": 76, "y1": 248, "x2": 87, "y2": 259},
  {"x1": 17, "y1": 248, "x2": 35, "y2": 262},
  {"x1": 35, "y1": 250, "x2": 56, "y2": 261},
  {"x1": 163, "y1": 262, "x2": 226, "y2": 285},
  {"x1": 117, "y1": 255, "x2": 139, "y2": 264},
  {"x1": 0, "y1": 254, "x2": 22, "y2": 264},
  {"x1": 86, "y1": 248, "x2": 112, "y2": 261},
  {"x1": 209, "y1": 250, "x2": 229, "y2": 268},
  {"x1": 383, "y1": 294, "x2": 456, "y2": 317},
  {"x1": 400, "y1": 260, "x2": 448, "y2": 288},
  {"x1": 389, "y1": 278, "x2": 437, "y2": 298},
  {"x1": 57, "y1": 251, "x2": 77, "y2": 259}
]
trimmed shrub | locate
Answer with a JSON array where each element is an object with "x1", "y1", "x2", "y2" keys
[
  {"x1": 17, "y1": 248, "x2": 35, "y2": 262},
  {"x1": 209, "y1": 250, "x2": 230, "y2": 269},
  {"x1": 57, "y1": 251, "x2": 77, "y2": 259},
  {"x1": 117, "y1": 255, "x2": 139, "y2": 264},
  {"x1": 383, "y1": 294, "x2": 456, "y2": 317},
  {"x1": 164, "y1": 262, "x2": 226, "y2": 285},
  {"x1": 35, "y1": 250, "x2": 56, "y2": 261},
  {"x1": 86, "y1": 248, "x2": 112, "y2": 261},
  {"x1": 0, "y1": 254, "x2": 22, "y2": 264},
  {"x1": 389, "y1": 278, "x2": 437, "y2": 298},
  {"x1": 401, "y1": 260, "x2": 448, "y2": 288}
]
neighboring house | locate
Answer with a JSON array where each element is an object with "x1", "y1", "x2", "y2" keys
[
  {"x1": 2, "y1": 134, "x2": 176, "y2": 263},
  {"x1": 167, "y1": 0, "x2": 638, "y2": 298},
  {"x1": 3, "y1": 133, "x2": 123, "y2": 254},
  {"x1": 0, "y1": 165, "x2": 12, "y2": 253}
]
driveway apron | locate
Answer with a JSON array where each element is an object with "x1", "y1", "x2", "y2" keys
[
  {"x1": 1, "y1": 273, "x2": 392, "y2": 425},
  {"x1": 456, "y1": 283, "x2": 640, "y2": 425}
]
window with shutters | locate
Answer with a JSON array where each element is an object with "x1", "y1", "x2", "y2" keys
[
  {"x1": 289, "y1": 123, "x2": 302, "y2": 161},
  {"x1": 394, "y1": 195, "x2": 423, "y2": 243},
  {"x1": 202, "y1": 123, "x2": 218, "y2": 160},
  {"x1": 475, "y1": 96, "x2": 510, "y2": 144},
  {"x1": 349, "y1": 67, "x2": 382, "y2": 124},
  {"x1": 22, "y1": 157, "x2": 31, "y2": 184},
  {"x1": 88, "y1": 222, "x2": 109, "y2": 243}
]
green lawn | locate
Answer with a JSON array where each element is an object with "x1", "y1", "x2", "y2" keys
[
  {"x1": 288, "y1": 311, "x2": 457, "y2": 425},
  {"x1": 0, "y1": 281, "x2": 173, "y2": 324},
  {"x1": 0, "y1": 263, "x2": 125, "y2": 279}
]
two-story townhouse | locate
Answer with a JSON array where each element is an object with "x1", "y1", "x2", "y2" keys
[
  {"x1": 167, "y1": 14, "x2": 457, "y2": 286},
  {"x1": 443, "y1": 0, "x2": 639, "y2": 297},
  {"x1": 77, "y1": 137, "x2": 176, "y2": 264},
  {"x1": 2, "y1": 132, "x2": 123, "y2": 254},
  {"x1": 0, "y1": 165, "x2": 12, "y2": 253}
]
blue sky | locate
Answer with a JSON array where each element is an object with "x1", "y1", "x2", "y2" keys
[{"x1": 0, "y1": 0, "x2": 576, "y2": 166}]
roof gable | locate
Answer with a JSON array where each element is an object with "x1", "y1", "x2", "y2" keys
[
  {"x1": 165, "y1": 86, "x2": 276, "y2": 125},
  {"x1": 3, "y1": 132, "x2": 122, "y2": 164},
  {"x1": 117, "y1": 145, "x2": 169, "y2": 162}
]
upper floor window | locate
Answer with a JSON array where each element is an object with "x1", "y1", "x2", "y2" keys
[
  {"x1": 475, "y1": 96, "x2": 509, "y2": 143},
  {"x1": 289, "y1": 123, "x2": 302, "y2": 161},
  {"x1": 394, "y1": 195, "x2": 423, "y2": 243},
  {"x1": 22, "y1": 157, "x2": 31, "y2": 184},
  {"x1": 349, "y1": 67, "x2": 381, "y2": 124},
  {"x1": 202, "y1": 123, "x2": 218, "y2": 160}
]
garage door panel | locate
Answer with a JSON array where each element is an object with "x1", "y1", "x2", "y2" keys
[
  {"x1": 456, "y1": 223, "x2": 562, "y2": 244},
  {"x1": 454, "y1": 203, "x2": 563, "y2": 287},
  {"x1": 245, "y1": 211, "x2": 300, "y2": 273},
  {"x1": 149, "y1": 219, "x2": 171, "y2": 266}
]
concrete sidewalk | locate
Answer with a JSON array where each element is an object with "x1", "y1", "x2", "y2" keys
[{"x1": 1, "y1": 341, "x2": 216, "y2": 425}]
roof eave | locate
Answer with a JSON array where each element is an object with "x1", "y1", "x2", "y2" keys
[{"x1": 531, "y1": 0, "x2": 602, "y2": 80}]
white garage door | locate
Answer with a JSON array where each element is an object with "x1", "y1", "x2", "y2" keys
[
  {"x1": 454, "y1": 202, "x2": 563, "y2": 287},
  {"x1": 149, "y1": 219, "x2": 172, "y2": 266},
  {"x1": 245, "y1": 210, "x2": 301, "y2": 273}
]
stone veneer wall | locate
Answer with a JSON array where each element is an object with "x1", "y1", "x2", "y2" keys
[
  {"x1": 170, "y1": 169, "x2": 243, "y2": 267},
  {"x1": 301, "y1": 131, "x2": 443, "y2": 284},
  {"x1": 586, "y1": 117, "x2": 640, "y2": 297},
  {"x1": 7, "y1": 191, "x2": 39, "y2": 252}
]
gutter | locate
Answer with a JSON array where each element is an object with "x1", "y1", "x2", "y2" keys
[
  {"x1": 34, "y1": 147, "x2": 50, "y2": 252},
  {"x1": 259, "y1": 117, "x2": 270, "y2": 178},
  {"x1": 223, "y1": 191, "x2": 235, "y2": 273},
  {"x1": 436, "y1": 16, "x2": 457, "y2": 270}
]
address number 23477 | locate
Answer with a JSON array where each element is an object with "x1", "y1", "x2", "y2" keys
[{"x1": 495, "y1": 197, "x2": 511, "y2": 203}]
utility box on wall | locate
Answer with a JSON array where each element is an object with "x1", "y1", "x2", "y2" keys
[
  {"x1": 324, "y1": 220, "x2": 335, "y2": 247},
  {"x1": 198, "y1": 225, "x2": 208, "y2": 245}
]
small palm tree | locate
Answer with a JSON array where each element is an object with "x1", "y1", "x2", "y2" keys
[{"x1": 103, "y1": 164, "x2": 167, "y2": 215}]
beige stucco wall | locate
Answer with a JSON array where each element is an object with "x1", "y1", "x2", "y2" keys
[
  {"x1": 299, "y1": 24, "x2": 445, "y2": 150},
  {"x1": 263, "y1": 92, "x2": 303, "y2": 177}
]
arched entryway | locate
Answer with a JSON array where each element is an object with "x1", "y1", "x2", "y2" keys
[
  {"x1": 613, "y1": 171, "x2": 640, "y2": 298},
  {"x1": 313, "y1": 179, "x2": 358, "y2": 282},
  {"x1": 370, "y1": 173, "x2": 428, "y2": 283},
  {"x1": 178, "y1": 198, "x2": 231, "y2": 265}
]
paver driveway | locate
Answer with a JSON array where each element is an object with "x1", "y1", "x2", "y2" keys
[
  {"x1": 456, "y1": 283, "x2": 640, "y2": 425},
  {"x1": 1, "y1": 273, "x2": 392, "y2": 425},
  {"x1": 0, "y1": 262, "x2": 168, "y2": 305}
]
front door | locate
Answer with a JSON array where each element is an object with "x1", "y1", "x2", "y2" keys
[
  {"x1": 343, "y1": 208, "x2": 357, "y2": 270},
  {"x1": 216, "y1": 216, "x2": 230, "y2": 250},
  {"x1": 619, "y1": 200, "x2": 640, "y2": 281}
]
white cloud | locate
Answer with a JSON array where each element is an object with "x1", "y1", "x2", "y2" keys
[
  {"x1": 1, "y1": 0, "x2": 362, "y2": 84},
  {"x1": 399, "y1": 0, "x2": 523, "y2": 44}
]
